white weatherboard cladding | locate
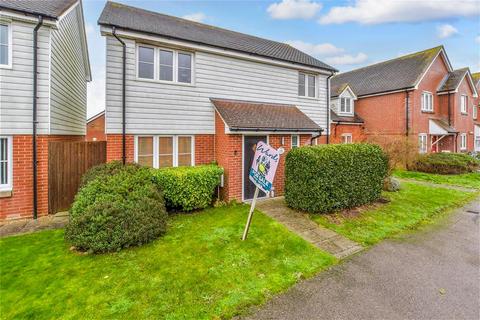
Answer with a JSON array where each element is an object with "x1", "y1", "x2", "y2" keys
[
  {"x1": 105, "y1": 36, "x2": 328, "y2": 134},
  {"x1": 50, "y1": 5, "x2": 87, "y2": 135},
  {"x1": 0, "y1": 20, "x2": 50, "y2": 135}
]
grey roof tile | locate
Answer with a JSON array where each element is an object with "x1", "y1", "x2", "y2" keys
[
  {"x1": 438, "y1": 68, "x2": 469, "y2": 93},
  {"x1": 98, "y1": 1, "x2": 336, "y2": 71},
  {"x1": 331, "y1": 111, "x2": 364, "y2": 124},
  {"x1": 0, "y1": 0, "x2": 77, "y2": 19}
]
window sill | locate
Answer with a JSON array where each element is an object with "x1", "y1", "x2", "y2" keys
[
  {"x1": 461, "y1": 112, "x2": 468, "y2": 116},
  {"x1": 135, "y1": 77, "x2": 195, "y2": 87},
  {"x1": 421, "y1": 110, "x2": 434, "y2": 114},
  {"x1": 0, "y1": 64, "x2": 12, "y2": 70},
  {"x1": 337, "y1": 112, "x2": 354, "y2": 117},
  {"x1": 0, "y1": 189, "x2": 12, "y2": 198},
  {"x1": 298, "y1": 96, "x2": 319, "y2": 101}
]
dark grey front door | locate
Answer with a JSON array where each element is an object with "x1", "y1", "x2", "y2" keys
[{"x1": 244, "y1": 136, "x2": 267, "y2": 200}]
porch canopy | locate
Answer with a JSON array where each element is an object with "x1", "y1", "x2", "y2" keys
[
  {"x1": 211, "y1": 98, "x2": 322, "y2": 133},
  {"x1": 429, "y1": 119, "x2": 457, "y2": 135}
]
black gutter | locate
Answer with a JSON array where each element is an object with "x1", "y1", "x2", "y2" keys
[
  {"x1": 112, "y1": 26, "x2": 127, "y2": 165},
  {"x1": 326, "y1": 72, "x2": 335, "y2": 144},
  {"x1": 405, "y1": 90, "x2": 410, "y2": 137},
  {"x1": 229, "y1": 127, "x2": 321, "y2": 133},
  {"x1": 32, "y1": 15, "x2": 43, "y2": 220}
]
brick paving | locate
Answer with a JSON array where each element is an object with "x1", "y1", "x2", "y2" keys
[{"x1": 256, "y1": 197, "x2": 363, "y2": 259}]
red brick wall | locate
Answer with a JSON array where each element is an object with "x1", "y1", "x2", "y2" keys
[
  {"x1": 106, "y1": 134, "x2": 135, "y2": 163},
  {"x1": 0, "y1": 135, "x2": 83, "y2": 221},
  {"x1": 451, "y1": 78, "x2": 476, "y2": 152},
  {"x1": 195, "y1": 134, "x2": 215, "y2": 165},
  {"x1": 330, "y1": 124, "x2": 366, "y2": 143},
  {"x1": 86, "y1": 114, "x2": 106, "y2": 142}
]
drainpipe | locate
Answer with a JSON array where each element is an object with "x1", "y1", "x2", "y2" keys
[
  {"x1": 310, "y1": 128, "x2": 324, "y2": 145},
  {"x1": 112, "y1": 26, "x2": 126, "y2": 165},
  {"x1": 447, "y1": 92, "x2": 451, "y2": 126},
  {"x1": 405, "y1": 90, "x2": 410, "y2": 137},
  {"x1": 326, "y1": 72, "x2": 335, "y2": 144},
  {"x1": 32, "y1": 15, "x2": 43, "y2": 220}
]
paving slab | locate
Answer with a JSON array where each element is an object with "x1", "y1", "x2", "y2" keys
[{"x1": 0, "y1": 212, "x2": 69, "y2": 238}]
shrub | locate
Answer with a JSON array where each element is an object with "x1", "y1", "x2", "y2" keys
[
  {"x1": 410, "y1": 153, "x2": 480, "y2": 174},
  {"x1": 285, "y1": 144, "x2": 388, "y2": 213},
  {"x1": 66, "y1": 166, "x2": 167, "y2": 253},
  {"x1": 366, "y1": 135, "x2": 418, "y2": 172},
  {"x1": 152, "y1": 165, "x2": 223, "y2": 211},
  {"x1": 79, "y1": 161, "x2": 140, "y2": 188}
]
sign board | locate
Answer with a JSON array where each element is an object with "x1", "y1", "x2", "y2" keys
[{"x1": 248, "y1": 141, "x2": 280, "y2": 193}]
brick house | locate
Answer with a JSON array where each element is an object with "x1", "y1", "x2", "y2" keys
[
  {"x1": 86, "y1": 111, "x2": 106, "y2": 141},
  {"x1": 472, "y1": 72, "x2": 480, "y2": 152},
  {"x1": 0, "y1": 0, "x2": 91, "y2": 220},
  {"x1": 330, "y1": 46, "x2": 478, "y2": 153},
  {"x1": 98, "y1": 2, "x2": 336, "y2": 202}
]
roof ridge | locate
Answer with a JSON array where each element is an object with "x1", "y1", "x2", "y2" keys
[{"x1": 334, "y1": 45, "x2": 443, "y2": 78}]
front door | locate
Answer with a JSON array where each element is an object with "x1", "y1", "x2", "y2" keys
[{"x1": 244, "y1": 135, "x2": 267, "y2": 200}]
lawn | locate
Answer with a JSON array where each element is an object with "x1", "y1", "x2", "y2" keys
[
  {"x1": 393, "y1": 169, "x2": 480, "y2": 189},
  {"x1": 313, "y1": 181, "x2": 478, "y2": 246},
  {"x1": 0, "y1": 204, "x2": 335, "y2": 320}
]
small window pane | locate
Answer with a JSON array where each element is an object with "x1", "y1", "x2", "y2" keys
[
  {"x1": 178, "y1": 53, "x2": 191, "y2": 69},
  {"x1": 137, "y1": 137, "x2": 153, "y2": 167},
  {"x1": 178, "y1": 53, "x2": 192, "y2": 83},
  {"x1": 138, "y1": 46, "x2": 154, "y2": 79},
  {"x1": 160, "y1": 50, "x2": 173, "y2": 81},
  {"x1": 291, "y1": 135, "x2": 299, "y2": 148},
  {"x1": 158, "y1": 137, "x2": 173, "y2": 168},
  {"x1": 177, "y1": 136, "x2": 192, "y2": 166},
  {"x1": 139, "y1": 46, "x2": 154, "y2": 63},
  {"x1": 308, "y1": 75, "x2": 315, "y2": 97},
  {"x1": 298, "y1": 74, "x2": 305, "y2": 96},
  {"x1": 0, "y1": 25, "x2": 7, "y2": 45},
  {"x1": 160, "y1": 66, "x2": 173, "y2": 81},
  {"x1": 139, "y1": 62, "x2": 154, "y2": 79},
  {"x1": 0, "y1": 45, "x2": 7, "y2": 65}
]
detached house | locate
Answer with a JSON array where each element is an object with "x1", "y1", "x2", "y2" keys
[
  {"x1": 0, "y1": 0, "x2": 91, "y2": 220},
  {"x1": 98, "y1": 2, "x2": 336, "y2": 201},
  {"x1": 330, "y1": 46, "x2": 478, "y2": 153}
]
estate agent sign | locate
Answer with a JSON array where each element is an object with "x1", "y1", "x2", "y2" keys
[{"x1": 242, "y1": 141, "x2": 283, "y2": 240}]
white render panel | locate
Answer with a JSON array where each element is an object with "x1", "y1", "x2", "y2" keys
[
  {"x1": 49, "y1": 5, "x2": 87, "y2": 135},
  {"x1": 105, "y1": 36, "x2": 328, "y2": 134},
  {"x1": 0, "y1": 20, "x2": 51, "y2": 135}
]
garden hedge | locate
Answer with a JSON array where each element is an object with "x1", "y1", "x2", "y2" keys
[
  {"x1": 151, "y1": 164, "x2": 223, "y2": 211},
  {"x1": 66, "y1": 166, "x2": 167, "y2": 253},
  {"x1": 80, "y1": 161, "x2": 140, "y2": 188},
  {"x1": 410, "y1": 152, "x2": 480, "y2": 174},
  {"x1": 285, "y1": 144, "x2": 388, "y2": 213}
]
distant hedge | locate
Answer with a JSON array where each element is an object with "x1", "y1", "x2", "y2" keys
[
  {"x1": 285, "y1": 144, "x2": 388, "y2": 213},
  {"x1": 152, "y1": 164, "x2": 223, "y2": 211},
  {"x1": 410, "y1": 153, "x2": 479, "y2": 174}
]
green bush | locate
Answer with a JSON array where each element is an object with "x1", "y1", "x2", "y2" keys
[
  {"x1": 80, "y1": 161, "x2": 140, "y2": 188},
  {"x1": 66, "y1": 166, "x2": 167, "y2": 253},
  {"x1": 152, "y1": 165, "x2": 223, "y2": 211},
  {"x1": 285, "y1": 144, "x2": 388, "y2": 213},
  {"x1": 410, "y1": 153, "x2": 479, "y2": 174}
]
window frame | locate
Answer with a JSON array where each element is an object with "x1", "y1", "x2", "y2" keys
[
  {"x1": 418, "y1": 133, "x2": 428, "y2": 154},
  {"x1": 134, "y1": 135, "x2": 195, "y2": 168},
  {"x1": 421, "y1": 91, "x2": 434, "y2": 112},
  {"x1": 460, "y1": 133, "x2": 467, "y2": 151},
  {"x1": 298, "y1": 72, "x2": 317, "y2": 98},
  {"x1": 0, "y1": 22, "x2": 12, "y2": 69},
  {"x1": 137, "y1": 44, "x2": 156, "y2": 80},
  {"x1": 291, "y1": 135, "x2": 299, "y2": 148},
  {"x1": 177, "y1": 51, "x2": 193, "y2": 84},
  {"x1": 0, "y1": 136, "x2": 13, "y2": 191},
  {"x1": 341, "y1": 133, "x2": 352, "y2": 144},
  {"x1": 339, "y1": 97, "x2": 353, "y2": 115},
  {"x1": 460, "y1": 95, "x2": 468, "y2": 114},
  {"x1": 473, "y1": 105, "x2": 477, "y2": 120},
  {"x1": 158, "y1": 48, "x2": 175, "y2": 82}
]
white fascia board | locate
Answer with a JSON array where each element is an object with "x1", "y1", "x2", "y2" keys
[
  {"x1": 100, "y1": 26, "x2": 333, "y2": 75},
  {"x1": 0, "y1": 9, "x2": 57, "y2": 27}
]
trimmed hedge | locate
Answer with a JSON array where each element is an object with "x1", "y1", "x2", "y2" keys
[
  {"x1": 410, "y1": 152, "x2": 480, "y2": 174},
  {"x1": 152, "y1": 164, "x2": 223, "y2": 211},
  {"x1": 66, "y1": 166, "x2": 167, "y2": 253},
  {"x1": 285, "y1": 144, "x2": 388, "y2": 213}
]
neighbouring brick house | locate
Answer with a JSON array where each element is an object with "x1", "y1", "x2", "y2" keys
[
  {"x1": 0, "y1": 0, "x2": 91, "y2": 220},
  {"x1": 86, "y1": 111, "x2": 106, "y2": 141},
  {"x1": 472, "y1": 72, "x2": 480, "y2": 152},
  {"x1": 98, "y1": 2, "x2": 336, "y2": 202},
  {"x1": 330, "y1": 46, "x2": 478, "y2": 153}
]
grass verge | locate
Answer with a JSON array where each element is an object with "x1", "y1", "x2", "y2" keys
[
  {"x1": 393, "y1": 169, "x2": 480, "y2": 189},
  {"x1": 312, "y1": 182, "x2": 478, "y2": 246},
  {"x1": 0, "y1": 204, "x2": 335, "y2": 320}
]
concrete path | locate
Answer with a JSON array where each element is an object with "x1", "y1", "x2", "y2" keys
[
  {"x1": 244, "y1": 197, "x2": 480, "y2": 320},
  {"x1": 256, "y1": 197, "x2": 363, "y2": 259},
  {"x1": 0, "y1": 211, "x2": 68, "y2": 238}
]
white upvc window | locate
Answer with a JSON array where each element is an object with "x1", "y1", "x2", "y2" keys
[
  {"x1": 135, "y1": 135, "x2": 194, "y2": 168},
  {"x1": 298, "y1": 72, "x2": 316, "y2": 98},
  {"x1": 460, "y1": 133, "x2": 467, "y2": 150},
  {"x1": 341, "y1": 133, "x2": 352, "y2": 144},
  {"x1": 340, "y1": 97, "x2": 353, "y2": 114},
  {"x1": 137, "y1": 44, "x2": 194, "y2": 84},
  {"x1": 421, "y1": 91, "x2": 433, "y2": 112},
  {"x1": 0, "y1": 136, "x2": 13, "y2": 191},
  {"x1": 0, "y1": 23, "x2": 12, "y2": 68},
  {"x1": 291, "y1": 135, "x2": 299, "y2": 148},
  {"x1": 473, "y1": 105, "x2": 477, "y2": 120},
  {"x1": 460, "y1": 95, "x2": 468, "y2": 114},
  {"x1": 418, "y1": 134, "x2": 428, "y2": 153}
]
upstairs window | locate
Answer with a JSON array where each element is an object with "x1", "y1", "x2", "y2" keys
[
  {"x1": 0, "y1": 136, "x2": 12, "y2": 190},
  {"x1": 159, "y1": 50, "x2": 174, "y2": 81},
  {"x1": 0, "y1": 24, "x2": 10, "y2": 67},
  {"x1": 340, "y1": 97, "x2": 353, "y2": 114},
  {"x1": 298, "y1": 72, "x2": 316, "y2": 98},
  {"x1": 460, "y1": 95, "x2": 468, "y2": 114},
  {"x1": 138, "y1": 46, "x2": 155, "y2": 79},
  {"x1": 421, "y1": 92, "x2": 433, "y2": 112},
  {"x1": 178, "y1": 53, "x2": 192, "y2": 83}
]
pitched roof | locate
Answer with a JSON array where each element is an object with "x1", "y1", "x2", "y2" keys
[
  {"x1": 0, "y1": 0, "x2": 77, "y2": 19},
  {"x1": 429, "y1": 118, "x2": 457, "y2": 134},
  {"x1": 331, "y1": 46, "x2": 449, "y2": 98},
  {"x1": 87, "y1": 110, "x2": 105, "y2": 123},
  {"x1": 211, "y1": 98, "x2": 321, "y2": 132},
  {"x1": 331, "y1": 111, "x2": 364, "y2": 124},
  {"x1": 98, "y1": 1, "x2": 336, "y2": 72},
  {"x1": 437, "y1": 68, "x2": 469, "y2": 93}
]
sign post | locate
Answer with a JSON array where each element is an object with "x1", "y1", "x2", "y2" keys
[{"x1": 241, "y1": 141, "x2": 283, "y2": 240}]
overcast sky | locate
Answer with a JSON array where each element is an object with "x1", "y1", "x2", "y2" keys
[{"x1": 83, "y1": 0, "x2": 480, "y2": 118}]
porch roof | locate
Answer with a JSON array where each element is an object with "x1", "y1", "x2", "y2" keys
[
  {"x1": 429, "y1": 119, "x2": 457, "y2": 135},
  {"x1": 211, "y1": 98, "x2": 322, "y2": 132}
]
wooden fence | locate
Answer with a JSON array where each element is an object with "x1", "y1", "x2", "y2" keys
[{"x1": 48, "y1": 141, "x2": 106, "y2": 213}]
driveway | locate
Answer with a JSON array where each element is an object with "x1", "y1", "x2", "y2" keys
[{"x1": 244, "y1": 198, "x2": 480, "y2": 320}]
